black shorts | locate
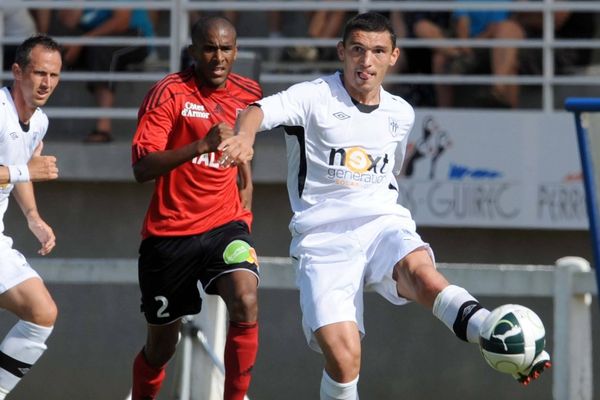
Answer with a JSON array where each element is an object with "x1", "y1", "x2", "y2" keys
[{"x1": 138, "y1": 221, "x2": 259, "y2": 325}]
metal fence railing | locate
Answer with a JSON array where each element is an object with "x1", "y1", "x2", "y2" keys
[{"x1": 1, "y1": 1, "x2": 599, "y2": 115}]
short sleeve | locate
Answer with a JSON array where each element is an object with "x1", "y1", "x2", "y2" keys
[
  {"x1": 257, "y1": 81, "x2": 316, "y2": 131},
  {"x1": 131, "y1": 96, "x2": 176, "y2": 164}
]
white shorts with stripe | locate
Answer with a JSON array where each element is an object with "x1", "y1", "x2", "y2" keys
[
  {"x1": 290, "y1": 214, "x2": 434, "y2": 352},
  {"x1": 0, "y1": 235, "x2": 40, "y2": 295}
]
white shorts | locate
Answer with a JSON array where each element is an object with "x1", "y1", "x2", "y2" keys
[
  {"x1": 290, "y1": 214, "x2": 434, "y2": 352},
  {"x1": 0, "y1": 235, "x2": 41, "y2": 295}
]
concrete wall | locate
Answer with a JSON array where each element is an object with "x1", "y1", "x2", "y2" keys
[{"x1": 1, "y1": 139, "x2": 598, "y2": 399}]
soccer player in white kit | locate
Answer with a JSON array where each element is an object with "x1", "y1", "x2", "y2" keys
[
  {"x1": 0, "y1": 35, "x2": 61, "y2": 399},
  {"x1": 220, "y1": 12, "x2": 551, "y2": 398}
]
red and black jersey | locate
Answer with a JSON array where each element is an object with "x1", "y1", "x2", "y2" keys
[{"x1": 132, "y1": 67, "x2": 262, "y2": 238}]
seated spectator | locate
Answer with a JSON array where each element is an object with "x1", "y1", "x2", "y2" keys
[
  {"x1": 223, "y1": 10, "x2": 284, "y2": 62},
  {"x1": 514, "y1": 5, "x2": 596, "y2": 75},
  {"x1": 2, "y1": 1, "x2": 37, "y2": 70},
  {"x1": 450, "y1": 1, "x2": 525, "y2": 108},
  {"x1": 402, "y1": 10, "x2": 457, "y2": 106},
  {"x1": 51, "y1": 7, "x2": 154, "y2": 142}
]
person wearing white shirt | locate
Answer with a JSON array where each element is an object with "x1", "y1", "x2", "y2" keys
[
  {"x1": 0, "y1": 35, "x2": 61, "y2": 399},
  {"x1": 220, "y1": 12, "x2": 551, "y2": 398}
]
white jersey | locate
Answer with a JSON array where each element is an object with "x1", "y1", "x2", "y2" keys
[
  {"x1": 258, "y1": 72, "x2": 415, "y2": 234},
  {"x1": 0, "y1": 87, "x2": 48, "y2": 235}
]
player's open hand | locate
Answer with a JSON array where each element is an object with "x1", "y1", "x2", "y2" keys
[
  {"x1": 27, "y1": 216, "x2": 56, "y2": 255},
  {"x1": 218, "y1": 132, "x2": 255, "y2": 167}
]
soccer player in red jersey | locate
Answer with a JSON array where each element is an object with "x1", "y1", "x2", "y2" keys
[{"x1": 130, "y1": 16, "x2": 262, "y2": 400}]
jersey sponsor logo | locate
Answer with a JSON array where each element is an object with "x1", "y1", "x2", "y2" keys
[
  {"x1": 223, "y1": 240, "x2": 258, "y2": 265},
  {"x1": 333, "y1": 112, "x2": 350, "y2": 120},
  {"x1": 327, "y1": 146, "x2": 390, "y2": 187},
  {"x1": 192, "y1": 152, "x2": 221, "y2": 168},
  {"x1": 181, "y1": 102, "x2": 210, "y2": 119}
]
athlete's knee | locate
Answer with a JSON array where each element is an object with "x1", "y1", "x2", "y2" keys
[
  {"x1": 145, "y1": 329, "x2": 180, "y2": 367},
  {"x1": 144, "y1": 341, "x2": 177, "y2": 367},
  {"x1": 323, "y1": 343, "x2": 361, "y2": 382},
  {"x1": 227, "y1": 290, "x2": 258, "y2": 322},
  {"x1": 24, "y1": 298, "x2": 58, "y2": 327},
  {"x1": 325, "y1": 350, "x2": 360, "y2": 383}
]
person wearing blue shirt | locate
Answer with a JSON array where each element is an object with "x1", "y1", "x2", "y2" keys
[
  {"x1": 54, "y1": 6, "x2": 155, "y2": 142},
  {"x1": 450, "y1": 0, "x2": 524, "y2": 108}
]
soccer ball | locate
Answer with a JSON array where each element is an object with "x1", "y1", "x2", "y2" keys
[{"x1": 479, "y1": 304, "x2": 546, "y2": 375}]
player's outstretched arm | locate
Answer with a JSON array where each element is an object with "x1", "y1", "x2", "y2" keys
[
  {"x1": 133, "y1": 122, "x2": 234, "y2": 182},
  {"x1": 12, "y1": 181, "x2": 56, "y2": 255},
  {"x1": 219, "y1": 105, "x2": 264, "y2": 166}
]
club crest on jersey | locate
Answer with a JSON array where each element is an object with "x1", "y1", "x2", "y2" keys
[
  {"x1": 389, "y1": 117, "x2": 400, "y2": 137},
  {"x1": 181, "y1": 102, "x2": 210, "y2": 119}
]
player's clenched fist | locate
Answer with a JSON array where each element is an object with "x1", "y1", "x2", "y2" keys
[
  {"x1": 202, "y1": 122, "x2": 234, "y2": 153},
  {"x1": 27, "y1": 155, "x2": 58, "y2": 182}
]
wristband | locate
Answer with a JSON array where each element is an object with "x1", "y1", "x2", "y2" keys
[{"x1": 7, "y1": 164, "x2": 30, "y2": 183}]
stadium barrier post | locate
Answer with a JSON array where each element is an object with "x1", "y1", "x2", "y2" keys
[{"x1": 553, "y1": 257, "x2": 593, "y2": 400}]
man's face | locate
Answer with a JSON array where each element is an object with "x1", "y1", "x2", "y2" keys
[
  {"x1": 12, "y1": 45, "x2": 62, "y2": 109},
  {"x1": 337, "y1": 29, "x2": 399, "y2": 99},
  {"x1": 189, "y1": 25, "x2": 238, "y2": 88}
]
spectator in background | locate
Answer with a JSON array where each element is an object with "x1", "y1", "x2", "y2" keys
[
  {"x1": 402, "y1": 10, "x2": 456, "y2": 106},
  {"x1": 2, "y1": 1, "x2": 38, "y2": 70},
  {"x1": 222, "y1": 10, "x2": 285, "y2": 62},
  {"x1": 514, "y1": 4, "x2": 596, "y2": 75},
  {"x1": 450, "y1": 1, "x2": 525, "y2": 108},
  {"x1": 51, "y1": 7, "x2": 155, "y2": 142}
]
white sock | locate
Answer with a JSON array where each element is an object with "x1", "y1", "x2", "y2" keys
[
  {"x1": 432, "y1": 285, "x2": 490, "y2": 343},
  {"x1": 320, "y1": 370, "x2": 359, "y2": 400},
  {"x1": 0, "y1": 321, "x2": 53, "y2": 394}
]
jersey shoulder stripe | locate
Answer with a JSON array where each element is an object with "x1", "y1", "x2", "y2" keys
[
  {"x1": 228, "y1": 73, "x2": 262, "y2": 99},
  {"x1": 144, "y1": 68, "x2": 195, "y2": 112}
]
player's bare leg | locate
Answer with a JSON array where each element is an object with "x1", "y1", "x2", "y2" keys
[
  {"x1": 394, "y1": 248, "x2": 551, "y2": 384},
  {"x1": 0, "y1": 278, "x2": 56, "y2": 398},
  {"x1": 393, "y1": 248, "x2": 449, "y2": 308},
  {"x1": 217, "y1": 270, "x2": 259, "y2": 400},
  {"x1": 314, "y1": 322, "x2": 361, "y2": 400},
  {"x1": 132, "y1": 320, "x2": 181, "y2": 400}
]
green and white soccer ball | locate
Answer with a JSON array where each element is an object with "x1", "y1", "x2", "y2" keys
[{"x1": 479, "y1": 304, "x2": 546, "y2": 375}]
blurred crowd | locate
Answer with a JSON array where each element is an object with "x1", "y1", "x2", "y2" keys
[{"x1": 2, "y1": 0, "x2": 598, "y2": 139}]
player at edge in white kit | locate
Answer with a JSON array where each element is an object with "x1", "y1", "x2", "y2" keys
[
  {"x1": 0, "y1": 35, "x2": 61, "y2": 399},
  {"x1": 219, "y1": 12, "x2": 551, "y2": 399}
]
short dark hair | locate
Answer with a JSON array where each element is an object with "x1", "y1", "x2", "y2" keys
[
  {"x1": 14, "y1": 35, "x2": 61, "y2": 69},
  {"x1": 341, "y1": 12, "x2": 397, "y2": 49},
  {"x1": 190, "y1": 16, "x2": 236, "y2": 47}
]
